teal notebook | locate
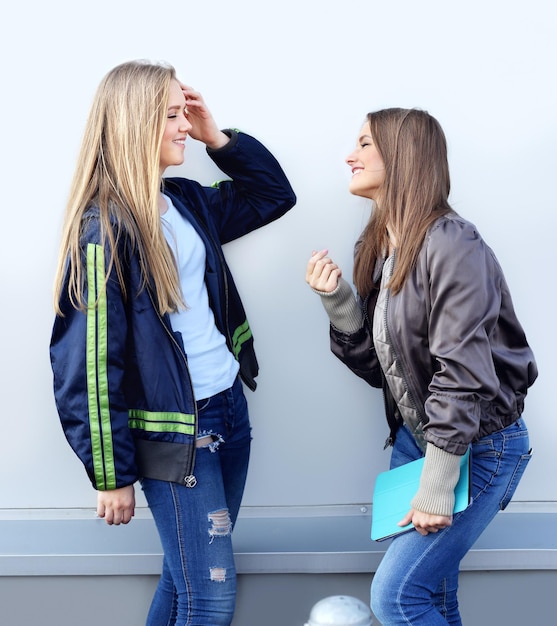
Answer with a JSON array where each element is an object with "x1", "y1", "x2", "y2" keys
[{"x1": 371, "y1": 448, "x2": 471, "y2": 542}]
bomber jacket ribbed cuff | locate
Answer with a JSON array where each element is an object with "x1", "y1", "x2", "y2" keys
[
  {"x1": 410, "y1": 443, "x2": 462, "y2": 517},
  {"x1": 206, "y1": 128, "x2": 239, "y2": 154},
  {"x1": 312, "y1": 277, "x2": 363, "y2": 333}
]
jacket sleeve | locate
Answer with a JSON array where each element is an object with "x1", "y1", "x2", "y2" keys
[
  {"x1": 201, "y1": 129, "x2": 296, "y2": 243},
  {"x1": 50, "y1": 231, "x2": 138, "y2": 490},
  {"x1": 329, "y1": 285, "x2": 383, "y2": 389},
  {"x1": 421, "y1": 219, "x2": 508, "y2": 451}
]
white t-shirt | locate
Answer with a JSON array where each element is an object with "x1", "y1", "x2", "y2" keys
[{"x1": 161, "y1": 194, "x2": 239, "y2": 400}]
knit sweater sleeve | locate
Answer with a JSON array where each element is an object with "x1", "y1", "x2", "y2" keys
[
  {"x1": 411, "y1": 443, "x2": 462, "y2": 517},
  {"x1": 312, "y1": 277, "x2": 364, "y2": 333}
]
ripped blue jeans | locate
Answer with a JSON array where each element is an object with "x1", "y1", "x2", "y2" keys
[
  {"x1": 371, "y1": 418, "x2": 531, "y2": 625},
  {"x1": 141, "y1": 376, "x2": 251, "y2": 626}
]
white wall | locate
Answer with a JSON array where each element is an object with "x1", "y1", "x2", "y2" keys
[{"x1": 0, "y1": 0, "x2": 554, "y2": 511}]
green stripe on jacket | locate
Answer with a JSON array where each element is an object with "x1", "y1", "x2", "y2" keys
[
  {"x1": 128, "y1": 409, "x2": 195, "y2": 435},
  {"x1": 86, "y1": 244, "x2": 116, "y2": 490},
  {"x1": 231, "y1": 319, "x2": 252, "y2": 358}
]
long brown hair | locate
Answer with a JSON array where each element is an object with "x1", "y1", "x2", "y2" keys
[
  {"x1": 53, "y1": 60, "x2": 183, "y2": 315},
  {"x1": 353, "y1": 108, "x2": 453, "y2": 297}
]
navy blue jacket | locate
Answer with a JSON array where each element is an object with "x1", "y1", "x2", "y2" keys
[{"x1": 50, "y1": 130, "x2": 296, "y2": 490}]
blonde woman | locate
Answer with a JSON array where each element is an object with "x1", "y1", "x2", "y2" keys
[
  {"x1": 306, "y1": 108, "x2": 536, "y2": 625},
  {"x1": 50, "y1": 60, "x2": 295, "y2": 625}
]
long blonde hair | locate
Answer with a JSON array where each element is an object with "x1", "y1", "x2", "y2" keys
[
  {"x1": 353, "y1": 108, "x2": 452, "y2": 297},
  {"x1": 53, "y1": 60, "x2": 183, "y2": 315}
]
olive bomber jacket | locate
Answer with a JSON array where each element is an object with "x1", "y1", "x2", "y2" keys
[{"x1": 329, "y1": 213, "x2": 538, "y2": 455}]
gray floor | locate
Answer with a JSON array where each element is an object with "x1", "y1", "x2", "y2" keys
[
  {"x1": 2, "y1": 509, "x2": 555, "y2": 624},
  {"x1": 1, "y1": 570, "x2": 554, "y2": 625}
]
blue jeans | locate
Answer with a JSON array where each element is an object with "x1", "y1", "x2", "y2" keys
[
  {"x1": 141, "y1": 376, "x2": 251, "y2": 626},
  {"x1": 371, "y1": 418, "x2": 531, "y2": 625}
]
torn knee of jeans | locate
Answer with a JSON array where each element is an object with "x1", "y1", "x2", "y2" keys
[
  {"x1": 209, "y1": 567, "x2": 227, "y2": 582},
  {"x1": 208, "y1": 509, "x2": 232, "y2": 543},
  {"x1": 196, "y1": 430, "x2": 224, "y2": 452}
]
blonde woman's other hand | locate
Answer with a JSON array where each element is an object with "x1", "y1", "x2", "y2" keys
[
  {"x1": 306, "y1": 249, "x2": 342, "y2": 293},
  {"x1": 97, "y1": 484, "x2": 136, "y2": 526}
]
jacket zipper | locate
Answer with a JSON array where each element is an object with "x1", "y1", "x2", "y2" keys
[
  {"x1": 204, "y1": 227, "x2": 232, "y2": 352},
  {"x1": 363, "y1": 290, "x2": 399, "y2": 450},
  {"x1": 170, "y1": 192, "x2": 234, "y2": 357},
  {"x1": 381, "y1": 252, "x2": 427, "y2": 444},
  {"x1": 150, "y1": 200, "x2": 233, "y2": 483},
  {"x1": 148, "y1": 288, "x2": 198, "y2": 487}
]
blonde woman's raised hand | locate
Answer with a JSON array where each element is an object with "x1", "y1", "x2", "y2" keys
[
  {"x1": 306, "y1": 249, "x2": 342, "y2": 293},
  {"x1": 179, "y1": 83, "x2": 229, "y2": 150}
]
